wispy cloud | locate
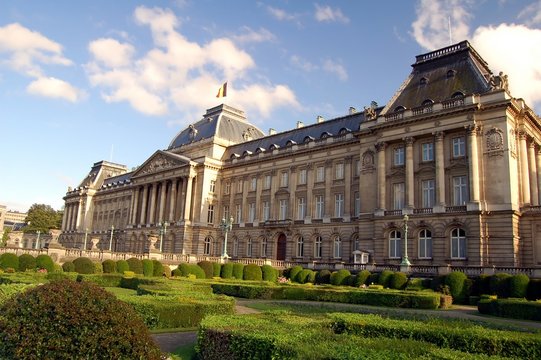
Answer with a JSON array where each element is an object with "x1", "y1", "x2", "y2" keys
[
  {"x1": 290, "y1": 55, "x2": 318, "y2": 72},
  {"x1": 322, "y1": 59, "x2": 348, "y2": 81},
  {"x1": 267, "y1": 6, "x2": 298, "y2": 22},
  {"x1": 290, "y1": 55, "x2": 348, "y2": 81},
  {"x1": 314, "y1": 4, "x2": 350, "y2": 24},
  {"x1": 232, "y1": 26, "x2": 276, "y2": 44},
  {"x1": 518, "y1": 1, "x2": 541, "y2": 26},
  {"x1": 27, "y1": 77, "x2": 85, "y2": 102}
]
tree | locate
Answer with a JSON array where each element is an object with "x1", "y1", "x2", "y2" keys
[
  {"x1": 23, "y1": 204, "x2": 62, "y2": 233},
  {"x1": 1, "y1": 228, "x2": 10, "y2": 247}
]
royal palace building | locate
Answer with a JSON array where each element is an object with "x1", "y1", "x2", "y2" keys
[{"x1": 59, "y1": 41, "x2": 541, "y2": 267}]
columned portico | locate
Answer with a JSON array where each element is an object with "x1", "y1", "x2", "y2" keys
[
  {"x1": 375, "y1": 142, "x2": 387, "y2": 212},
  {"x1": 519, "y1": 131, "x2": 531, "y2": 205},
  {"x1": 404, "y1": 137, "x2": 415, "y2": 209},
  {"x1": 466, "y1": 125, "x2": 480, "y2": 204},
  {"x1": 529, "y1": 142, "x2": 539, "y2": 206},
  {"x1": 434, "y1": 131, "x2": 446, "y2": 207}
]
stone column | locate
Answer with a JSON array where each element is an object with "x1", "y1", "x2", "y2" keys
[
  {"x1": 537, "y1": 149, "x2": 541, "y2": 206},
  {"x1": 529, "y1": 142, "x2": 539, "y2": 206},
  {"x1": 183, "y1": 175, "x2": 194, "y2": 221},
  {"x1": 131, "y1": 187, "x2": 140, "y2": 225},
  {"x1": 344, "y1": 157, "x2": 352, "y2": 217},
  {"x1": 404, "y1": 137, "x2": 415, "y2": 208},
  {"x1": 306, "y1": 163, "x2": 314, "y2": 221},
  {"x1": 61, "y1": 203, "x2": 69, "y2": 231},
  {"x1": 375, "y1": 142, "x2": 387, "y2": 211},
  {"x1": 255, "y1": 175, "x2": 262, "y2": 222},
  {"x1": 75, "y1": 200, "x2": 82, "y2": 231},
  {"x1": 140, "y1": 184, "x2": 149, "y2": 225},
  {"x1": 288, "y1": 167, "x2": 297, "y2": 219},
  {"x1": 434, "y1": 132, "x2": 446, "y2": 206},
  {"x1": 269, "y1": 171, "x2": 277, "y2": 219},
  {"x1": 158, "y1": 180, "x2": 167, "y2": 223},
  {"x1": 149, "y1": 183, "x2": 158, "y2": 224},
  {"x1": 169, "y1": 179, "x2": 177, "y2": 222},
  {"x1": 519, "y1": 131, "x2": 531, "y2": 205},
  {"x1": 324, "y1": 160, "x2": 332, "y2": 217},
  {"x1": 467, "y1": 125, "x2": 480, "y2": 203}
]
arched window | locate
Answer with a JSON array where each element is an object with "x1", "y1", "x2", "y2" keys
[
  {"x1": 314, "y1": 235, "x2": 323, "y2": 258},
  {"x1": 246, "y1": 237, "x2": 253, "y2": 257},
  {"x1": 233, "y1": 236, "x2": 239, "y2": 257},
  {"x1": 203, "y1": 236, "x2": 212, "y2": 255},
  {"x1": 446, "y1": 70, "x2": 456, "y2": 78},
  {"x1": 394, "y1": 105, "x2": 406, "y2": 112},
  {"x1": 451, "y1": 228, "x2": 467, "y2": 259},
  {"x1": 420, "y1": 77, "x2": 428, "y2": 86},
  {"x1": 422, "y1": 99, "x2": 434, "y2": 106},
  {"x1": 418, "y1": 229, "x2": 432, "y2": 259},
  {"x1": 304, "y1": 136, "x2": 314, "y2": 143},
  {"x1": 296, "y1": 236, "x2": 304, "y2": 257},
  {"x1": 389, "y1": 230, "x2": 401, "y2": 259},
  {"x1": 333, "y1": 236, "x2": 342, "y2": 258},
  {"x1": 452, "y1": 91, "x2": 465, "y2": 99},
  {"x1": 352, "y1": 234, "x2": 360, "y2": 252},
  {"x1": 261, "y1": 237, "x2": 268, "y2": 257}
]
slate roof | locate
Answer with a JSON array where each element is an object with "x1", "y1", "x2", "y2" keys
[{"x1": 102, "y1": 172, "x2": 132, "y2": 187}]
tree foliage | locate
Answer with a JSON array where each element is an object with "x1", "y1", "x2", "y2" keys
[{"x1": 23, "y1": 204, "x2": 62, "y2": 233}]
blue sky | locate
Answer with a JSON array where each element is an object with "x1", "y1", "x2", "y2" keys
[{"x1": 1, "y1": 0, "x2": 541, "y2": 212}]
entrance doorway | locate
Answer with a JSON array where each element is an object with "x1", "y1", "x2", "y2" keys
[{"x1": 277, "y1": 233, "x2": 287, "y2": 261}]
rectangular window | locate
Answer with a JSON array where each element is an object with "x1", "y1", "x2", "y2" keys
[
  {"x1": 207, "y1": 205, "x2": 214, "y2": 223},
  {"x1": 235, "y1": 204, "x2": 242, "y2": 223},
  {"x1": 279, "y1": 200, "x2": 288, "y2": 220},
  {"x1": 298, "y1": 169, "x2": 307, "y2": 185},
  {"x1": 248, "y1": 203, "x2": 256, "y2": 222},
  {"x1": 223, "y1": 205, "x2": 230, "y2": 220},
  {"x1": 236, "y1": 180, "x2": 243, "y2": 193},
  {"x1": 334, "y1": 193, "x2": 344, "y2": 217},
  {"x1": 453, "y1": 176, "x2": 468, "y2": 205},
  {"x1": 422, "y1": 179, "x2": 435, "y2": 208},
  {"x1": 389, "y1": 234, "x2": 401, "y2": 258},
  {"x1": 297, "y1": 197, "x2": 306, "y2": 220},
  {"x1": 335, "y1": 163, "x2": 344, "y2": 180},
  {"x1": 355, "y1": 159, "x2": 361, "y2": 176},
  {"x1": 262, "y1": 201, "x2": 270, "y2": 221},
  {"x1": 316, "y1": 166, "x2": 325, "y2": 182},
  {"x1": 250, "y1": 177, "x2": 257, "y2": 191},
  {"x1": 209, "y1": 180, "x2": 216, "y2": 193},
  {"x1": 264, "y1": 175, "x2": 271, "y2": 189},
  {"x1": 314, "y1": 236, "x2": 322, "y2": 258},
  {"x1": 393, "y1": 183, "x2": 405, "y2": 210},
  {"x1": 315, "y1": 195, "x2": 324, "y2": 218},
  {"x1": 394, "y1": 147, "x2": 405, "y2": 166},
  {"x1": 224, "y1": 182, "x2": 231, "y2": 195},
  {"x1": 247, "y1": 239, "x2": 252, "y2": 257},
  {"x1": 354, "y1": 191, "x2": 360, "y2": 216},
  {"x1": 422, "y1": 143, "x2": 434, "y2": 162},
  {"x1": 280, "y1": 171, "x2": 289, "y2": 187},
  {"x1": 452, "y1": 136, "x2": 466, "y2": 157}
]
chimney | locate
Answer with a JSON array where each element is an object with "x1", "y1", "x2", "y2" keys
[
  {"x1": 316, "y1": 115, "x2": 324, "y2": 123},
  {"x1": 269, "y1": 128, "x2": 277, "y2": 135},
  {"x1": 349, "y1": 107, "x2": 357, "y2": 115},
  {"x1": 296, "y1": 121, "x2": 304, "y2": 128}
]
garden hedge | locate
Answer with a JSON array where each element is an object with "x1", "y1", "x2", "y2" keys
[
  {"x1": 0, "y1": 253, "x2": 19, "y2": 271},
  {"x1": 126, "y1": 258, "x2": 143, "y2": 274},
  {"x1": 509, "y1": 274, "x2": 529, "y2": 298},
  {"x1": 198, "y1": 261, "x2": 214, "y2": 279},
  {"x1": 142, "y1": 259, "x2": 154, "y2": 277},
  {"x1": 220, "y1": 263, "x2": 234, "y2": 279},
  {"x1": 445, "y1": 271, "x2": 468, "y2": 303},
  {"x1": 243, "y1": 264, "x2": 262, "y2": 281},
  {"x1": 378, "y1": 270, "x2": 394, "y2": 288},
  {"x1": 152, "y1": 260, "x2": 164, "y2": 277},
  {"x1": 330, "y1": 269, "x2": 351, "y2": 286},
  {"x1": 35, "y1": 254, "x2": 54, "y2": 272},
  {"x1": 61, "y1": 261, "x2": 75, "y2": 273},
  {"x1": 212, "y1": 262, "x2": 221, "y2": 277},
  {"x1": 18, "y1": 254, "x2": 35, "y2": 272},
  {"x1": 261, "y1": 264, "x2": 278, "y2": 282},
  {"x1": 101, "y1": 259, "x2": 116, "y2": 274},
  {"x1": 116, "y1": 259, "x2": 129, "y2": 274},
  {"x1": 232, "y1": 263, "x2": 244, "y2": 280},
  {"x1": 478, "y1": 298, "x2": 541, "y2": 321},
  {"x1": 73, "y1": 257, "x2": 95, "y2": 274}
]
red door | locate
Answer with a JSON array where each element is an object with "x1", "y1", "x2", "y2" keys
[{"x1": 277, "y1": 233, "x2": 287, "y2": 260}]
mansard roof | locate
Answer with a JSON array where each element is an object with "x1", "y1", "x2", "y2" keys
[
  {"x1": 168, "y1": 104, "x2": 265, "y2": 150},
  {"x1": 382, "y1": 41, "x2": 492, "y2": 115}
]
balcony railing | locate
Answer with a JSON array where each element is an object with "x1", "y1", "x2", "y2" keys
[{"x1": 445, "y1": 205, "x2": 467, "y2": 213}]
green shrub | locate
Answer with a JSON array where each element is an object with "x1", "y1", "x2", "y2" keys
[
  {"x1": 405, "y1": 278, "x2": 424, "y2": 291},
  {"x1": 378, "y1": 270, "x2": 393, "y2": 288},
  {"x1": 330, "y1": 269, "x2": 351, "y2": 286},
  {"x1": 444, "y1": 271, "x2": 468, "y2": 303},
  {"x1": 102, "y1": 259, "x2": 116, "y2": 274},
  {"x1": 289, "y1": 266, "x2": 303, "y2": 282},
  {"x1": 232, "y1": 263, "x2": 245, "y2": 280},
  {"x1": 62, "y1": 261, "x2": 75, "y2": 272},
  {"x1": 316, "y1": 269, "x2": 331, "y2": 284},
  {"x1": 243, "y1": 264, "x2": 262, "y2": 281},
  {"x1": 355, "y1": 270, "x2": 371, "y2": 287},
  {"x1": 478, "y1": 298, "x2": 541, "y2": 321},
  {"x1": 35, "y1": 254, "x2": 54, "y2": 272},
  {"x1": 220, "y1": 263, "x2": 234, "y2": 279},
  {"x1": 509, "y1": 274, "x2": 529, "y2": 298},
  {"x1": 390, "y1": 272, "x2": 408, "y2": 290},
  {"x1": 0, "y1": 253, "x2": 19, "y2": 271},
  {"x1": 93, "y1": 261, "x2": 103, "y2": 274},
  {"x1": 368, "y1": 272, "x2": 379, "y2": 285},
  {"x1": 212, "y1": 262, "x2": 221, "y2": 277},
  {"x1": 474, "y1": 274, "x2": 491, "y2": 296},
  {"x1": 528, "y1": 279, "x2": 541, "y2": 300},
  {"x1": 73, "y1": 257, "x2": 95, "y2": 274},
  {"x1": 126, "y1": 257, "x2": 143, "y2": 274},
  {"x1": 152, "y1": 260, "x2": 164, "y2": 277},
  {"x1": 0, "y1": 279, "x2": 161, "y2": 359},
  {"x1": 171, "y1": 268, "x2": 182, "y2": 277},
  {"x1": 429, "y1": 275, "x2": 446, "y2": 292},
  {"x1": 490, "y1": 273, "x2": 512, "y2": 298},
  {"x1": 142, "y1": 259, "x2": 154, "y2": 277},
  {"x1": 18, "y1": 254, "x2": 36, "y2": 272},
  {"x1": 296, "y1": 269, "x2": 314, "y2": 284},
  {"x1": 189, "y1": 264, "x2": 206, "y2": 279},
  {"x1": 116, "y1": 260, "x2": 129, "y2": 274},
  {"x1": 77, "y1": 274, "x2": 123, "y2": 287},
  {"x1": 198, "y1": 261, "x2": 214, "y2": 279},
  {"x1": 261, "y1": 265, "x2": 278, "y2": 282},
  {"x1": 306, "y1": 270, "x2": 317, "y2": 284},
  {"x1": 178, "y1": 263, "x2": 191, "y2": 276}
]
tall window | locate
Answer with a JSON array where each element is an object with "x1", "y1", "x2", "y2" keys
[
  {"x1": 296, "y1": 236, "x2": 304, "y2": 257},
  {"x1": 280, "y1": 171, "x2": 289, "y2": 187},
  {"x1": 298, "y1": 169, "x2": 307, "y2": 185},
  {"x1": 316, "y1": 166, "x2": 325, "y2": 182},
  {"x1": 354, "y1": 191, "x2": 361, "y2": 216},
  {"x1": 355, "y1": 159, "x2": 361, "y2": 176},
  {"x1": 394, "y1": 147, "x2": 405, "y2": 166},
  {"x1": 246, "y1": 237, "x2": 253, "y2": 257},
  {"x1": 335, "y1": 163, "x2": 344, "y2": 180},
  {"x1": 233, "y1": 237, "x2": 239, "y2": 257},
  {"x1": 224, "y1": 182, "x2": 231, "y2": 195},
  {"x1": 279, "y1": 199, "x2": 288, "y2": 220},
  {"x1": 223, "y1": 205, "x2": 230, "y2": 220},
  {"x1": 333, "y1": 236, "x2": 342, "y2": 258},
  {"x1": 236, "y1": 180, "x2": 243, "y2": 193},
  {"x1": 235, "y1": 204, "x2": 242, "y2": 223},
  {"x1": 261, "y1": 237, "x2": 268, "y2": 257},
  {"x1": 334, "y1": 193, "x2": 344, "y2": 217},
  {"x1": 453, "y1": 176, "x2": 468, "y2": 205},
  {"x1": 393, "y1": 183, "x2": 405, "y2": 210},
  {"x1": 250, "y1": 177, "x2": 257, "y2": 191},
  {"x1": 452, "y1": 136, "x2": 466, "y2": 157},
  {"x1": 451, "y1": 228, "x2": 467, "y2": 259},
  {"x1": 422, "y1": 143, "x2": 434, "y2": 162},
  {"x1": 418, "y1": 229, "x2": 432, "y2": 259},
  {"x1": 262, "y1": 201, "x2": 270, "y2": 221},
  {"x1": 248, "y1": 203, "x2": 256, "y2": 222},
  {"x1": 207, "y1": 205, "x2": 214, "y2": 223},
  {"x1": 264, "y1": 175, "x2": 271, "y2": 189},
  {"x1": 314, "y1": 235, "x2": 323, "y2": 258},
  {"x1": 315, "y1": 195, "x2": 324, "y2": 218},
  {"x1": 389, "y1": 230, "x2": 401, "y2": 258},
  {"x1": 297, "y1": 197, "x2": 306, "y2": 220},
  {"x1": 209, "y1": 180, "x2": 216, "y2": 193},
  {"x1": 353, "y1": 235, "x2": 360, "y2": 251},
  {"x1": 203, "y1": 236, "x2": 211, "y2": 255},
  {"x1": 422, "y1": 179, "x2": 435, "y2": 208}
]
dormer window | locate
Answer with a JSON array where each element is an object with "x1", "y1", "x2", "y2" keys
[
  {"x1": 422, "y1": 99, "x2": 434, "y2": 106},
  {"x1": 304, "y1": 136, "x2": 314, "y2": 143},
  {"x1": 451, "y1": 91, "x2": 465, "y2": 99},
  {"x1": 269, "y1": 144, "x2": 280, "y2": 151},
  {"x1": 286, "y1": 140, "x2": 297, "y2": 147},
  {"x1": 394, "y1": 106, "x2": 406, "y2": 112},
  {"x1": 242, "y1": 150, "x2": 252, "y2": 158},
  {"x1": 321, "y1": 131, "x2": 332, "y2": 139},
  {"x1": 339, "y1": 128, "x2": 351, "y2": 135},
  {"x1": 255, "y1": 147, "x2": 265, "y2": 154},
  {"x1": 230, "y1": 153, "x2": 240, "y2": 160},
  {"x1": 447, "y1": 70, "x2": 456, "y2": 78},
  {"x1": 420, "y1": 77, "x2": 428, "y2": 86}
]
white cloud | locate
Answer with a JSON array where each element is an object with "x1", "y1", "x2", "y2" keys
[
  {"x1": 88, "y1": 38, "x2": 135, "y2": 68},
  {"x1": 267, "y1": 6, "x2": 297, "y2": 21},
  {"x1": 233, "y1": 84, "x2": 299, "y2": 118},
  {"x1": 232, "y1": 27, "x2": 276, "y2": 43},
  {"x1": 290, "y1": 55, "x2": 318, "y2": 72},
  {"x1": 314, "y1": 4, "x2": 350, "y2": 24},
  {"x1": 322, "y1": 59, "x2": 348, "y2": 81},
  {"x1": 26, "y1": 76, "x2": 84, "y2": 102},
  {"x1": 518, "y1": 1, "x2": 541, "y2": 26}
]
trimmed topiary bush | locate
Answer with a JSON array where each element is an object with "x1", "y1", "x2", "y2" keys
[
  {"x1": 528, "y1": 279, "x2": 541, "y2": 300},
  {"x1": 445, "y1": 271, "x2": 468, "y2": 304},
  {"x1": 355, "y1": 270, "x2": 371, "y2": 287},
  {"x1": 243, "y1": 264, "x2": 262, "y2": 281},
  {"x1": 102, "y1": 260, "x2": 116, "y2": 274},
  {"x1": 142, "y1": 259, "x2": 154, "y2": 277},
  {"x1": 126, "y1": 258, "x2": 143, "y2": 274},
  {"x1": 330, "y1": 269, "x2": 351, "y2": 286},
  {"x1": 35, "y1": 254, "x2": 54, "y2": 273},
  {"x1": 221, "y1": 263, "x2": 234, "y2": 279},
  {"x1": 152, "y1": 260, "x2": 164, "y2": 277},
  {"x1": 289, "y1": 265, "x2": 303, "y2": 282},
  {"x1": 378, "y1": 270, "x2": 394, "y2": 288},
  {"x1": 316, "y1": 269, "x2": 332, "y2": 284},
  {"x1": 296, "y1": 269, "x2": 314, "y2": 284},
  {"x1": 390, "y1": 272, "x2": 408, "y2": 290},
  {"x1": 179, "y1": 263, "x2": 191, "y2": 277},
  {"x1": 0, "y1": 253, "x2": 19, "y2": 271},
  {"x1": 93, "y1": 262, "x2": 103, "y2": 274},
  {"x1": 509, "y1": 274, "x2": 529, "y2": 298},
  {"x1": 212, "y1": 262, "x2": 221, "y2": 278},
  {"x1": 189, "y1": 264, "x2": 206, "y2": 279},
  {"x1": 116, "y1": 260, "x2": 129, "y2": 274},
  {"x1": 232, "y1": 263, "x2": 245, "y2": 280},
  {"x1": 73, "y1": 257, "x2": 95, "y2": 274},
  {"x1": 18, "y1": 254, "x2": 36, "y2": 272},
  {"x1": 261, "y1": 265, "x2": 278, "y2": 282},
  {"x1": 490, "y1": 273, "x2": 512, "y2": 298},
  {"x1": 62, "y1": 261, "x2": 75, "y2": 273},
  {"x1": 198, "y1": 261, "x2": 214, "y2": 279},
  {"x1": 0, "y1": 279, "x2": 162, "y2": 359},
  {"x1": 172, "y1": 268, "x2": 182, "y2": 277}
]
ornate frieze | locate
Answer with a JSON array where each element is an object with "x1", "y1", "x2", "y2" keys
[{"x1": 485, "y1": 127, "x2": 504, "y2": 157}]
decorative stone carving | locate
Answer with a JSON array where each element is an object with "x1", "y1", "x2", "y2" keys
[
  {"x1": 433, "y1": 131, "x2": 445, "y2": 141},
  {"x1": 361, "y1": 150, "x2": 375, "y2": 171},
  {"x1": 509, "y1": 129, "x2": 517, "y2": 158},
  {"x1": 139, "y1": 154, "x2": 183, "y2": 175},
  {"x1": 489, "y1": 71, "x2": 509, "y2": 91},
  {"x1": 485, "y1": 127, "x2": 504, "y2": 156},
  {"x1": 363, "y1": 101, "x2": 378, "y2": 120},
  {"x1": 375, "y1": 142, "x2": 387, "y2": 152},
  {"x1": 188, "y1": 124, "x2": 198, "y2": 141}
]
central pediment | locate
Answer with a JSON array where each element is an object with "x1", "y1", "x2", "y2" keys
[{"x1": 132, "y1": 150, "x2": 192, "y2": 178}]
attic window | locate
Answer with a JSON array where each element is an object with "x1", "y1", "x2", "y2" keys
[
  {"x1": 269, "y1": 144, "x2": 280, "y2": 150},
  {"x1": 451, "y1": 91, "x2": 465, "y2": 99},
  {"x1": 422, "y1": 99, "x2": 434, "y2": 106},
  {"x1": 255, "y1": 147, "x2": 265, "y2": 154},
  {"x1": 419, "y1": 77, "x2": 428, "y2": 86},
  {"x1": 242, "y1": 150, "x2": 253, "y2": 157},
  {"x1": 394, "y1": 106, "x2": 406, "y2": 112},
  {"x1": 447, "y1": 70, "x2": 456, "y2": 78},
  {"x1": 321, "y1": 131, "x2": 332, "y2": 139},
  {"x1": 230, "y1": 153, "x2": 240, "y2": 160},
  {"x1": 339, "y1": 128, "x2": 351, "y2": 135},
  {"x1": 286, "y1": 140, "x2": 297, "y2": 147},
  {"x1": 304, "y1": 136, "x2": 314, "y2": 143}
]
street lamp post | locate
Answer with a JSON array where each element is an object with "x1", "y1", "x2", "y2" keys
[
  {"x1": 220, "y1": 216, "x2": 234, "y2": 259},
  {"x1": 35, "y1": 230, "x2": 41, "y2": 250},
  {"x1": 109, "y1": 225, "x2": 114, "y2": 252},
  {"x1": 158, "y1": 221, "x2": 169, "y2": 252},
  {"x1": 401, "y1": 214, "x2": 411, "y2": 266},
  {"x1": 83, "y1": 228, "x2": 88, "y2": 250}
]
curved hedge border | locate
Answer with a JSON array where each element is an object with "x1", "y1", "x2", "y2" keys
[{"x1": 478, "y1": 298, "x2": 541, "y2": 321}]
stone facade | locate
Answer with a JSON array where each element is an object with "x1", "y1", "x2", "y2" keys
[{"x1": 59, "y1": 41, "x2": 541, "y2": 268}]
